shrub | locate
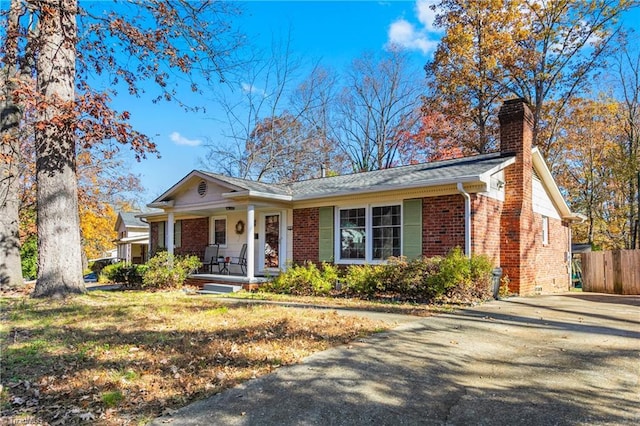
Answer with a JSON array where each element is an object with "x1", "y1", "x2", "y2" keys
[
  {"x1": 426, "y1": 247, "x2": 471, "y2": 297},
  {"x1": 435, "y1": 248, "x2": 493, "y2": 303},
  {"x1": 263, "y1": 262, "x2": 338, "y2": 296},
  {"x1": 142, "y1": 252, "x2": 202, "y2": 290},
  {"x1": 101, "y1": 262, "x2": 147, "y2": 288},
  {"x1": 344, "y1": 264, "x2": 385, "y2": 297},
  {"x1": 343, "y1": 249, "x2": 493, "y2": 303}
]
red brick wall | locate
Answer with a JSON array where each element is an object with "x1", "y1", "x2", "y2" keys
[
  {"x1": 175, "y1": 218, "x2": 209, "y2": 260},
  {"x1": 422, "y1": 195, "x2": 465, "y2": 257},
  {"x1": 472, "y1": 194, "x2": 502, "y2": 266},
  {"x1": 534, "y1": 215, "x2": 570, "y2": 293},
  {"x1": 499, "y1": 99, "x2": 536, "y2": 295},
  {"x1": 293, "y1": 208, "x2": 320, "y2": 264}
]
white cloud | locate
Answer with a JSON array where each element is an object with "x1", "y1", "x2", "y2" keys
[
  {"x1": 241, "y1": 82, "x2": 266, "y2": 97},
  {"x1": 416, "y1": 0, "x2": 438, "y2": 31},
  {"x1": 386, "y1": 0, "x2": 441, "y2": 55},
  {"x1": 169, "y1": 131, "x2": 202, "y2": 147},
  {"x1": 387, "y1": 19, "x2": 438, "y2": 54}
]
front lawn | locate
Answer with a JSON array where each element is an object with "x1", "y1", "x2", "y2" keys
[{"x1": 1, "y1": 290, "x2": 388, "y2": 425}]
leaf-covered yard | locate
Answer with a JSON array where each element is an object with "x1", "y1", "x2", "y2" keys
[{"x1": 1, "y1": 290, "x2": 389, "y2": 425}]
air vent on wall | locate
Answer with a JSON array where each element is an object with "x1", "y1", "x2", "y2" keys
[{"x1": 197, "y1": 180, "x2": 208, "y2": 197}]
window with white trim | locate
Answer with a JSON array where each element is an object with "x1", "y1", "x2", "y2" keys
[
  {"x1": 210, "y1": 216, "x2": 227, "y2": 246},
  {"x1": 340, "y1": 208, "x2": 366, "y2": 260},
  {"x1": 156, "y1": 220, "x2": 182, "y2": 249},
  {"x1": 337, "y1": 204, "x2": 402, "y2": 262},
  {"x1": 542, "y1": 216, "x2": 549, "y2": 245},
  {"x1": 372, "y1": 205, "x2": 401, "y2": 260}
]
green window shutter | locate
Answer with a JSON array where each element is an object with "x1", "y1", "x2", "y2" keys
[
  {"x1": 174, "y1": 220, "x2": 182, "y2": 248},
  {"x1": 157, "y1": 221, "x2": 166, "y2": 249},
  {"x1": 318, "y1": 206, "x2": 334, "y2": 262},
  {"x1": 403, "y1": 199, "x2": 422, "y2": 259}
]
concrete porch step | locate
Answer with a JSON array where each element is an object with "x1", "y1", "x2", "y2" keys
[{"x1": 199, "y1": 283, "x2": 243, "y2": 294}]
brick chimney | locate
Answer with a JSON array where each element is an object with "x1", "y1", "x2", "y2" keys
[{"x1": 499, "y1": 98, "x2": 536, "y2": 295}]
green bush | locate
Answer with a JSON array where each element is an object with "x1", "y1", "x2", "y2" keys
[
  {"x1": 263, "y1": 262, "x2": 339, "y2": 296},
  {"x1": 432, "y1": 248, "x2": 493, "y2": 302},
  {"x1": 101, "y1": 262, "x2": 147, "y2": 288},
  {"x1": 344, "y1": 264, "x2": 385, "y2": 297},
  {"x1": 342, "y1": 248, "x2": 493, "y2": 303},
  {"x1": 142, "y1": 252, "x2": 201, "y2": 290},
  {"x1": 20, "y1": 235, "x2": 38, "y2": 280},
  {"x1": 261, "y1": 248, "x2": 494, "y2": 304}
]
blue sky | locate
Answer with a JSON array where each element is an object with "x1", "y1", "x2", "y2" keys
[
  {"x1": 105, "y1": 0, "x2": 439, "y2": 204},
  {"x1": 102, "y1": 0, "x2": 639, "y2": 206}
]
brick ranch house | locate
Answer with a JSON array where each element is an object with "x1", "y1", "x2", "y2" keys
[{"x1": 140, "y1": 99, "x2": 583, "y2": 295}]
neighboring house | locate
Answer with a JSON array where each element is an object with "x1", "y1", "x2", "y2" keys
[
  {"x1": 114, "y1": 212, "x2": 149, "y2": 264},
  {"x1": 141, "y1": 99, "x2": 582, "y2": 295}
]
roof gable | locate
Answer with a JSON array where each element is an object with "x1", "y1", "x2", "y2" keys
[{"x1": 115, "y1": 212, "x2": 148, "y2": 231}]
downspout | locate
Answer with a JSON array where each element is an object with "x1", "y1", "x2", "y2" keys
[{"x1": 457, "y1": 183, "x2": 472, "y2": 258}]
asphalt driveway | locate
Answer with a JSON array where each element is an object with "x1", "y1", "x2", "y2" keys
[{"x1": 152, "y1": 293, "x2": 640, "y2": 425}]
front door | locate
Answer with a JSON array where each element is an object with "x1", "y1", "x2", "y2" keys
[{"x1": 262, "y1": 213, "x2": 280, "y2": 270}]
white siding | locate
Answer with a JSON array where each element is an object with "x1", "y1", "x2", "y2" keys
[
  {"x1": 483, "y1": 170, "x2": 505, "y2": 201},
  {"x1": 172, "y1": 177, "x2": 231, "y2": 206},
  {"x1": 533, "y1": 178, "x2": 561, "y2": 220}
]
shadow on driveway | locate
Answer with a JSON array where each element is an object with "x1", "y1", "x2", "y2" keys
[{"x1": 152, "y1": 293, "x2": 640, "y2": 426}]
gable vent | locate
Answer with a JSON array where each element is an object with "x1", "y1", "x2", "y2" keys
[{"x1": 197, "y1": 180, "x2": 208, "y2": 197}]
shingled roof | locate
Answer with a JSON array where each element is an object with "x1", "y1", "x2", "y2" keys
[
  {"x1": 198, "y1": 152, "x2": 513, "y2": 200},
  {"x1": 118, "y1": 212, "x2": 148, "y2": 228},
  {"x1": 288, "y1": 152, "x2": 511, "y2": 200}
]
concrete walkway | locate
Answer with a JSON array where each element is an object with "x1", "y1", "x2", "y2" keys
[{"x1": 152, "y1": 293, "x2": 640, "y2": 426}]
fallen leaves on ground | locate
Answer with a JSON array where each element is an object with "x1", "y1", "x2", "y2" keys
[{"x1": 1, "y1": 290, "x2": 388, "y2": 425}]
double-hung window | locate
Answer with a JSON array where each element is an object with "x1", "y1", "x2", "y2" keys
[
  {"x1": 340, "y1": 208, "x2": 366, "y2": 260},
  {"x1": 210, "y1": 216, "x2": 227, "y2": 247},
  {"x1": 338, "y1": 204, "x2": 401, "y2": 262},
  {"x1": 372, "y1": 205, "x2": 401, "y2": 260},
  {"x1": 156, "y1": 220, "x2": 181, "y2": 249}
]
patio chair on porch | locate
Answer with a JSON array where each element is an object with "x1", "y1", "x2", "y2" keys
[
  {"x1": 229, "y1": 243, "x2": 247, "y2": 274},
  {"x1": 203, "y1": 244, "x2": 220, "y2": 273}
]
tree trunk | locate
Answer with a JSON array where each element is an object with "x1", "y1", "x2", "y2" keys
[
  {"x1": 32, "y1": 0, "x2": 85, "y2": 298},
  {"x1": 0, "y1": 0, "x2": 26, "y2": 289},
  {"x1": 0, "y1": 87, "x2": 23, "y2": 289}
]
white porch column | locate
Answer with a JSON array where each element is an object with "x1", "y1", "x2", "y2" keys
[
  {"x1": 167, "y1": 212, "x2": 175, "y2": 255},
  {"x1": 246, "y1": 205, "x2": 255, "y2": 279}
]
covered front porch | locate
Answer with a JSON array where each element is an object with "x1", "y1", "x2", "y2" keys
[{"x1": 142, "y1": 170, "x2": 294, "y2": 282}]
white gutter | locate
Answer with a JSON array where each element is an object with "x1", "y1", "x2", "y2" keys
[{"x1": 457, "y1": 182, "x2": 472, "y2": 258}]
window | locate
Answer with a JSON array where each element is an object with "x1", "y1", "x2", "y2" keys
[
  {"x1": 542, "y1": 216, "x2": 549, "y2": 245},
  {"x1": 338, "y1": 204, "x2": 401, "y2": 262},
  {"x1": 340, "y1": 208, "x2": 366, "y2": 259},
  {"x1": 211, "y1": 216, "x2": 227, "y2": 246},
  {"x1": 372, "y1": 205, "x2": 401, "y2": 260},
  {"x1": 156, "y1": 220, "x2": 181, "y2": 249}
]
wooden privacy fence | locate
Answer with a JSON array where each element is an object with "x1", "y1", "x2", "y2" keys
[{"x1": 581, "y1": 250, "x2": 640, "y2": 295}]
